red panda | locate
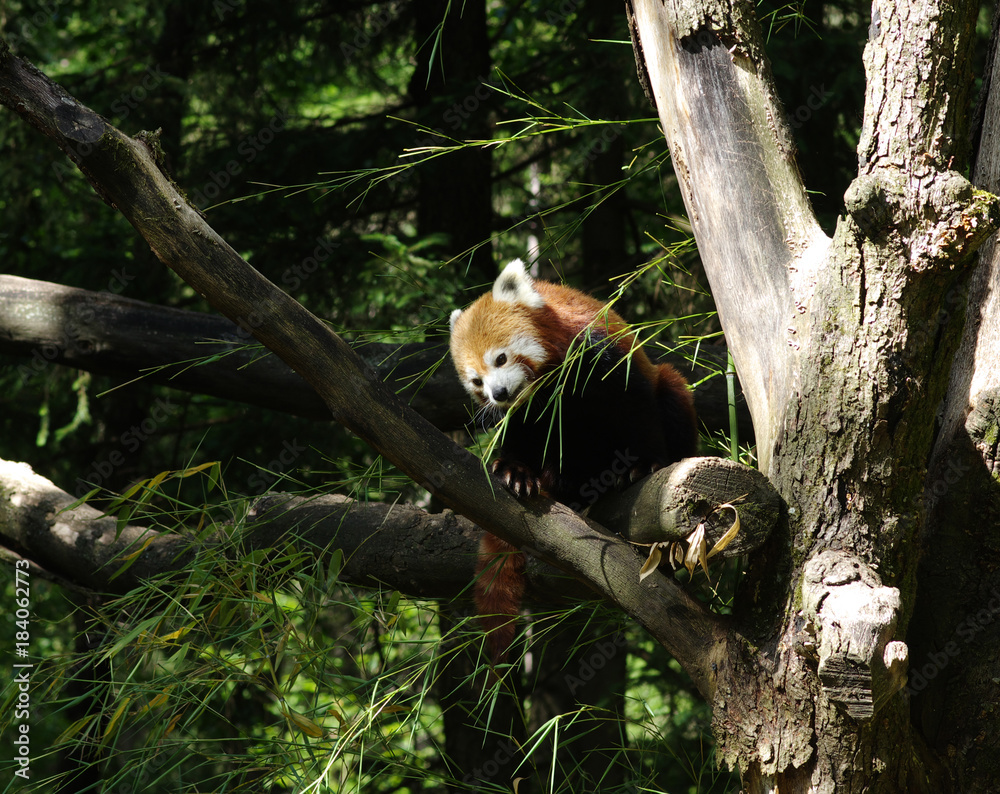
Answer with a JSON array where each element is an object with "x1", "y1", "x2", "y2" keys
[{"x1": 449, "y1": 259, "x2": 697, "y2": 664}]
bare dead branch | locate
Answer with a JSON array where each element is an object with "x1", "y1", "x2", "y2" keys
[{"x1": 626, "y1": 0, "x2": 828, "y2": 472}]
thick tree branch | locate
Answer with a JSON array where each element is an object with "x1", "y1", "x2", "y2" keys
[
  {"x1": 0, "y1": 459, "x2": 193, "y2": 594},
  {"x1": 0, "y1": 457, "x2": 481, "y2": 597},
  {"x1": 0, "y1": 43, "x2": 727, "y2": 696},
  {"x1": 626, "y1": 0, "x2": 828, "y2": 473},
  {"x1": 0, "y1": 456, "x2": 745, "y2": 646},
  {"x1": 0, "y1": 274, "x2": 752, "y2": 440},
  {"x1": 0, "y1": 273, "x2": 465, "y2": 429}
]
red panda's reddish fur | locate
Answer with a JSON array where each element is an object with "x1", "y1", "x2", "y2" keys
[
  {"x1": 474, "y1": 534, "x2": 525, "y2": 664},
  {"x1": 451, "y1": 260, "x2": 697, "y2": 665}
]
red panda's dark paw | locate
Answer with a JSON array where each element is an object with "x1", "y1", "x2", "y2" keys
[
  {"x1": 618, "y1": 460, "x2": 661, "y2": 490},
  {"x1": 491, "y1": 459, "x2": 541, "y2": 499}
]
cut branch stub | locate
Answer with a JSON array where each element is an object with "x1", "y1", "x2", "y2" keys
[
  {"x1": 586, "y1": 456, "x2": 780, "y2": 559},
  {"x1": 800, "y1": 550, "x2": 906, "y2": 721}
]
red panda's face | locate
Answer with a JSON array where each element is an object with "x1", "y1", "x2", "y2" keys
[
  {"x1": 450, "y1": 259, "x2": 548, "y2": 412},
  {"x1": 452, "y1": 329, "x2": 546, "y2": 409}
]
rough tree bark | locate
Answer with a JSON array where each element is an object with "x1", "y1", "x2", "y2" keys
[
  {"x1": 628, "y1": 0, "x2": 1000, "y2": 791},
  {"x1": 910, "y1": 2, "x2": 1000, "y2": 783}
]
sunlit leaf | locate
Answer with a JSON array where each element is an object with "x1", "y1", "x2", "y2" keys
[{"x1": 639, "y1": 544, "x2": 663, "y2": 581}]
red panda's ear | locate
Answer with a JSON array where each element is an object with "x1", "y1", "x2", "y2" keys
[
  {"x1": 492, "y1": 258, "x2": 545, "y2": 309},
  {"x1": 449, "y1": 308, "x2": 463, "y2": 332}
]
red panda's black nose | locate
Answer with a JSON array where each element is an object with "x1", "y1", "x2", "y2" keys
[{"x1": 491, "y1": 386, "x2": 510, "y2": 403}]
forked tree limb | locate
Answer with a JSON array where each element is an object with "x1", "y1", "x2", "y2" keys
[
  {"x1": 626, "y1": 0, "x2": 1000, "y2": 788},
  {"x1": 626, "y1": 0, "x2": 829, "y2": 474}
]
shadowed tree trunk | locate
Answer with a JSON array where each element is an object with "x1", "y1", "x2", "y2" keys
[
  {"x1": 410, "y1": 0, "x2": 494, "y2": 274},
  {"x1": 627, "y1": 0, "x2": 1000, "y2": 790}
]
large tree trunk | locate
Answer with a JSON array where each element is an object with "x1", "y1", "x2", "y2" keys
[
  {"x1": 628, "y1": 0, "x2": 999, "y2": 790},
  {"x1": 910, "y1": 4, "x2": 1000, "y2": 786}
]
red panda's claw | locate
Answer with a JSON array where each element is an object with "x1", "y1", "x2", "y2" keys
[
  {"x1": 620, "y1": 460, "x2": 661, "y2": 490},
  {"x1": 491, "y1": 459, "x2": 540, "y2": 499}
]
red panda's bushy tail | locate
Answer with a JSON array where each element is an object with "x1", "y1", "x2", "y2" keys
[{"x1": 474, "y1": 533, "x2": 526, "y2": 664}]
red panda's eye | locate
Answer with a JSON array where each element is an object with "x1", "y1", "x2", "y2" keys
[
  {"x1": 471, "y1": 378, "x2": 483, "y2": 387},
  {"x1": 495, "y1": 353, "x2": 507, "y2": 367}
]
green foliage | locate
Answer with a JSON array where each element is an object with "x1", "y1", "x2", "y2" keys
[{"x1": 0, "y1": 529, "x2": 737, "y2": 793}]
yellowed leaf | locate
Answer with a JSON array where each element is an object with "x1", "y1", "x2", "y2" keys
[
  {"x1": 54, "y1": 715, "x2": 96, "y2": 746},
  {"x1": 159, "y1": 626, "x2": 191, "y2": 643},
  {"x1": 120, "y1": 534, "x2": 159, "y2": 562},
  {"x1": 638, "y1": 544, "x2": 663, "y2": 581},
  {"x1": 163, "y1": 711, "x2": 184, "y2": 737},
  {"x1": 103, "y1": 696, "x2": 132, "y2": 742},
  {"x1": 707, "y1": 504, "x2": 741, "y2": 559},
  {"x1": 285, "y1": 708, "x2": 325, "y2": 738},
  {"x1": 683, "y1": 523, "x2": 706, "y2": 578}
]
